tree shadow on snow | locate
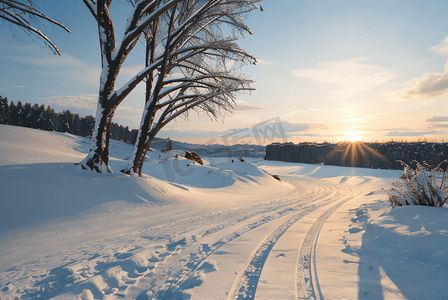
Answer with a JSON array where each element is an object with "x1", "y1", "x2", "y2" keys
[
  {"x1": 0, "y1": 162, "x2": 171, "y2": 231},
  {"x1": 345, "y1": 203, "x2": 448, "y2": 300}
]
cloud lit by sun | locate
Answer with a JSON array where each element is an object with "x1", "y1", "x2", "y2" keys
[{"x1": 346, "y1": 131, "x2": 359, "y2": 142}]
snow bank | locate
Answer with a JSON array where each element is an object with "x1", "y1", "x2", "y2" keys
[
  {"x1": 141, "y1": 151, "x2": 278, "y2": 189},
  {"x1": 0, "y1": 126, "x2": 292, "y2": 274},
  {"x1": 364, "y1": 204, "x2": 448, "y2": 267},
  {"x1": 0, "y1": 125, "x2": 88, "y2": 165}
]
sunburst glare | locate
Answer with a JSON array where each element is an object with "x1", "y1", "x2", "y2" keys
[
  {"x1": 346, "y1": 131, "x2": 359, "y2": 142},
  {"x1": 326, "y1": 140, "x2": 386, "y2": 167}
]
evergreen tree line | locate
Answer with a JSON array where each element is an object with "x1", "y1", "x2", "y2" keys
[
  {"x1": 266, "y1": 141, "x2": 448, "y2": 170},
  {"x1": 0, "y1": 96, "x2": 138, "y2": 144}
]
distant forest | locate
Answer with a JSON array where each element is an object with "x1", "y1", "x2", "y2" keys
[
  {"x1": 0, "y1": 96, "x2": 138, "y2": 144},
  {"x1": 266, "y1": 141, "x2": 448, "y2": 170}
]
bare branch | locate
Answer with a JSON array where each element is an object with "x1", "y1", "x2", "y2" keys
[
  {"x1": 0, "y1": 0, "x2": 71, "y2": 54},
  {"x1": 82, "y1": 0, "x2": 98, "y2": 19},
  {"x1": 1, "y1": 0, "x2": 71, "y2": 32}
]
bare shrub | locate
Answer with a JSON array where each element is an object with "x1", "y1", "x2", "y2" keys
[{"x1": 388, "y1": 160, "x2": 448, "y2": 207}]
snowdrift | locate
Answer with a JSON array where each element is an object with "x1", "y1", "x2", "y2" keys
[{"x1": 0, "y1": 125, "x2": 291, "y2": 270}]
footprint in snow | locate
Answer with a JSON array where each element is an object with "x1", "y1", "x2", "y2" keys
[{"x1": 198, "y1": 260, "x2": 219, "y2": 273}]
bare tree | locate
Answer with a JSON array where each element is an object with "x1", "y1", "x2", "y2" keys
[
  {"x1": 80, "y1": 0, "x2": 184, "y2": 172},
  {"x1": 0, "y1": 0, "x2": 70, "y2": 55},
  {"x1": 124, "y1": 0, "x2": 260, "y2": 175},
  {"x1": 80, "y1": 0, "x2": 260, "y2": 174}
]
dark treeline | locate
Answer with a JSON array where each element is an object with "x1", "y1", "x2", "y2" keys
[
  {"x1": 0, "y1": 96, "x2": 138, "y2": 144},
  {"x1": 266, "y1": 141, "x2": 448, "y2": 170}
]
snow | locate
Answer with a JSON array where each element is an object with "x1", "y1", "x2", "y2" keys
[{"x1": 1, "y1": 124, "x2": 448, "y2": 299}]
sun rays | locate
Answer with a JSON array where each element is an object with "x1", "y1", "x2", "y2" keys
[{"x1": 326, "y1": 139, "x2": 386, "y2": 167}]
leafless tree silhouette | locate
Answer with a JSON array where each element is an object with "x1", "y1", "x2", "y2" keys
[{"x1": 80, "y1": 0, "x2": 261, "y2": 174}]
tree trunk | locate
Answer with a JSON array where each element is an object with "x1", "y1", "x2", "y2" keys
[
  {"x1": 123, "y1": 22, "x2": 159, "y2": 176},
  {"x1": 123, "y1": 106, "x2": 157, "y2": 175},
  {"x1": 124, "y1": 12, "x2": 173, "y2": 176},
  {"x1": 79, "y1": 103, "x2": 115, "y2": 173}
]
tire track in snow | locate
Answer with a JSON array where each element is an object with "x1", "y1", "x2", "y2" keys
[
  {"x1": 225, "y1": 181, "x2": 363, "y2": 300},
  {"x1": 139, "y1": 178, "x2": 358, "y2": 299},
  {"x1": 1, "y1": 178, "x2": 340, "y2": 300},
  {"x1": 225, "y1": 193, "x2": 350, "y2": 300},
  {"x1": 199, "y1": 180, "x2": 334, "y2": 239},
  {"x1": 295, "y1": 186, "x2": 363, "y2": 300},
  {"x1": 226, "y1": 209, "x2": 317, "y2": 300},
  {"x1": 1, "y1": 195, "x2": 307, "y2": 300},
  {"x1": 154, "y1": 182, "x2": 338, "y2": 299}
]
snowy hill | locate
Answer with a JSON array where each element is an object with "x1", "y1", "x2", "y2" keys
[
  {"x1": 1, "y1": 125, "x2": 448, "y2": 299},
  {"x1": 149, "y1": 138, "x2": 266, "y2": 159}
]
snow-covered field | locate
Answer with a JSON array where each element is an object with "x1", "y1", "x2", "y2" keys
[{"x1": 0, "y1": 125, "x2": 447, "y2": 300}]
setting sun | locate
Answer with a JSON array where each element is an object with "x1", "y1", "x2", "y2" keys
[{"x1": 346, "y1": 131, "x2": 359, "y2": 142}]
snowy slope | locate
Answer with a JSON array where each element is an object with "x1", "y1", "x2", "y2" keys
[{"x1": 1, "y1": 125, "x2": 447, "y2": 300}]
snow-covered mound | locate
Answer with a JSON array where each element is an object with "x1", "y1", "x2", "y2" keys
[
  {"x1": 0, "y1": 125, "x2": 137, "y2": 166},
  {"x1": 0, "y1": 125, "x2": 88, "y2": 165},
  {"x1": 141, "y1": 150, "x2": 276, "y2": 189},
  {"x1": 0, "y1": 125, "x2": 291, "y2": 271}
]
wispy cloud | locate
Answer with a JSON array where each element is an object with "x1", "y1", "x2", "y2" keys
[
  {"x1": 430, "y1": 36, "x2": 448, "y2": 55},
  {"x1": 114, "y1": 106, "x2": 143, "y2": 121},
  {"x1": 370, "y1": 110, "x2": 403, "y2": 117},
  {"x1": 256, "y1": 59, "x2": 274, "y2": 66},
  {"x1": 391, "y1": 61, "x2": 448, "y2": 100},
  {"x1": 386, "y1": 131, "x2": 441, "y2": 137},
  {"x1": 430, "y1": 123, "x2": 448, "y2": 128},
  {"x1": 39, "y1": 93, "x2": 143, "y2": 125},
  {"x1": 279, "y1": 121, "x2": 327, "y2": 134},
  {"x1": 427, "y1": 116, "x2": 448, "y2": 122},
  {"x1": 334, "y1": 118, "x2": 370, "y2": 124},
  {"x1": 6, "y1": 53, "x2": 101, "y2": 86},
  {"x1": 292, "y1": 58, "x2": 396, "y2": 98},
  {"x1": 14, "y1": 86, "x2": 26, "y2": 88},
  {"x1": 291, "y1": 133, "x2": 320, "y2": 138},
  {"x1": 426, "y1": 116, "x2": 448, "y2": 129},
  {"x1": 363, "y1": 111, "x2": 403, "y2": 123},
  {"x1": 118, "y1": 64, "x2": 145, "y2": 79},
  {"x1": 234, "y1": 100, "x2": 263, "y2": 111},
  {"x1": 38, "y1": 94, "x2": 98, "y2": 110},
  {"x1": 309, "y1": 108, "x2": 349, "y2": 112},
  {"x1": 159, "y1": 121, "x2": 327, "y2": 140}
]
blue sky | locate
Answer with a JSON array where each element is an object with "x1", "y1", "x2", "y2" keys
[{"x1": 2, "y1": 0, "x2": 448, "y2": 144}]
